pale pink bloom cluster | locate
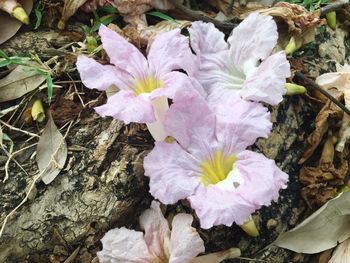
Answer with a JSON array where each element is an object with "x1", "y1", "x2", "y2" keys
[{"x1": 77, "y1": 12, "x2": 291, "y2": 259}]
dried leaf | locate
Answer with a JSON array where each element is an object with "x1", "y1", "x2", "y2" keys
[
  {"x1": 329, "y1": 238, "x2": 350, "y2": 263},
  {"x1": 0, "y1": 65, "x2": 46, "y2": 102},
  {"x1": 36, "y1": 115, "x2": 67, "y2": 184},
  {"x1": 0, "y1": 0, "x2": 33, "y2": 44},
  {"x1": 58, "y1": 0, "x2": 88, "y2": 29},
  {"x1": 299, "y1": 91, "x2": 343, "y2": 164},
  {"x1": 274, "y1": 191, "x2": 350, "y2": 254}
]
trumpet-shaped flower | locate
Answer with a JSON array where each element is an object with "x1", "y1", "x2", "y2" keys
[
  {"x1": 188, "y1": 12, "x2": 291, "y2": 107},
  {"x1": 144, "y1": 90, "x2": 288, "y2": 229},
  {"x1": 97, "y1": 201, "x2": 204, "y2": 263},
  {"x1": 77, "y1": 25, "x2": 197, "y2": 141}
]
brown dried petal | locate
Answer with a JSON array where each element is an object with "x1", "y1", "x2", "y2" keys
[
  {"x1": 301, "y1": 184, "x2": 337, "y2": 208},
  {"x1": 299, "y1": 92, "x2": 343, "y2": 164}
]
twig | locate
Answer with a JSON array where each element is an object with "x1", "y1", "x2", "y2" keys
[
  {"x1": 0, "y1": 121, "x2": 73, "y2": 238},
  {"x1": 3, "y1": 143, "x2": 37, "y2": 182},
  {"x1": 0, "y1": 120, "x2": 40, "y2": 138},
  {"x1": 294, "y1": 72, "x2": 350, "y2": 117},
  {"x1": 320, "y1": 0, "x2": 348, "y2": 16},
  {"x1": 168, "y1": 0, "x2": 237, "y2": 31}
]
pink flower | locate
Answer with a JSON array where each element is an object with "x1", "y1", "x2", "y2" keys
[
  {"x1": 77, "y1": 25, "x2": 197, "y2": 141},
  {"x1": 98, "y1": 201, "x2": 205, "y2": 263},
  {"x1": 144, "y1": 90, "x2": 288, "y2": 229},
  {"x1": 189, "y1": 12, "x2": 291, "y2": 107}
]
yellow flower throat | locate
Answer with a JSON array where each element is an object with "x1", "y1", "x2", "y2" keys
[
  {"x1": 134, "y1": 76, "x2": 163, "y2": 95},
  {"x1": 200, "y1": 151, "x2": 237, "y2": 186}
]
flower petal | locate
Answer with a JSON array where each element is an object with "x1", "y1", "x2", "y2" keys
[
  {"x1": 189, "y1": 21, "x2": 228, "y2": 57},
  {"x1": 95, "y1": 90, "x2": 155, "y2": 124},
  {"x1": 76, "y1": 55, "x2": 133, "y2": 91},
  {"x1": 228, "y1": 12, "x2": 278, "y2": 65},
  {"x1": 139, "y1": 201, "x2": 170, "y2": 261},
  {"x1": 150, "y1": 72, "x2": 206, "y2": 100},
  {"x1": 99, "y1": 25, "x2": 149, "y2": 78},
  {"x1": 235, "y1": 150, "x2": 288, "y2": 206},
  {"x1": 188, "y1": 185, "x2": 257, "y2": 228},
  {"x1": 242, "y1": 51, "x2": 290, "y2": 105},
  {"x1": 143, "y1": 141, "x2": 201, "y2": 204},
  {"x1": 169, "y1": 214, "x2": 205, "y2": 263},
  {"x1": 316, "y1": 72, "x2": 348, "y2": 90},
  {"x1": 148, "y1": 29, "x2": 197, "y2": 76},
  {"x1": 215, "y1": 97, "x2": 272, "y2": 150},
  {"x1": 97, "y1": 227, "x2": 150, "y2": 263},
  {"x1": 164, "y1": 89, "x2": 216, "y2": 149}
]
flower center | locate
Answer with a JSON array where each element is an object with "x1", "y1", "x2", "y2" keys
[
  {"x1": 199, "y1": 151, "x2": 237, "y2": 186},
  {"x1": 133, "y1": 75, "x2": 164, "y2": 95}
]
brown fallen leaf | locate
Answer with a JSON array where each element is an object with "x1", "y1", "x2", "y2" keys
[
  {"x1": 316, "y1": 64, "x2": 350, "y2": 152},
  {"x1": 299, "y1": 136, "x2": 348, "y2": 186},
  {"x1": 299, "y1": 90, "x2": 343, "y2": 164},
  {"x1": 36, "y1": 114, "x2": 68, "y2": 184},
  {"x1": 274, "y1": 191, "x2": 350, "y2": 254},
  {"x1": 58, "y1": 0, "x2": 89, "y2": 29},
  {"x1": 0, "y1": 0, "x2": 33, "y2": 44},
  {"x1": 0, "y1": 64, "x2": 46, "y2": 103}
]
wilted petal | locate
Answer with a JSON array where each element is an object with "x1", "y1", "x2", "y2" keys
[
  {"x1": 228, "y1": 12, "x2": 278, "y2": 65},
  {"x1": 235, "y1": 150, "x2": 288, "y2": 206},
  {"x1": 242, "y1": 51, "x2": 290, "y2": 105},
  {"x1": 99, "y1": 25, "x2": 149, "y2": 78},
  {"x1": 188, "y1": 185, "x2": 257, "y2": 228},
  {"x1": 169, "y1": 214, "x2": 205, "y2": 263},
  {"x1": 316, "y1": 72, "x2": 349, "y2": 89},
  {"x1": 95, "y1": 90, "x2": 155, "y2": 124},
  {"x1": 164, "y1": 89, "x2": 216, "y2": 149},
  {"x1": 215, "y1": 97, "x2": 272, "y2": 150},
  {"x1": 148, "y1": 29, "x2": 197, "y2": 76},
  {"x1": 144, "y1": 141, "x2": 201, "y2": 204},
  {"x1": 189, "y1": 21, "x2": 228, "y2": 57},
  {"x1": 139, "y1": 201, "x2": 170, "y2": 261},
  {"x1": 97, "y1": 227, "x2": 150, "y2": 263},
  {"x1": 76, "y1": 55, "x2": 133, "y2": 91}
]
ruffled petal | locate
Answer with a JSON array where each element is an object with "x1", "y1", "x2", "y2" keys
[
  {"x1": 228, "y1": 12, "x2": 278, "y2": 65},
  {"x1": 139, "y1": 201, "x2": 170, "y2": 261},
  {"x1": 189, "y1": 21, "x2": 228, "y2": 57},
  {"x1": 76, "y1": 55, "x2": 133, "y2": 91},
  {"x1": 150, "y1": 72, "x2": 206, "y2": 100},
  {"x1": 235, "y1": 150, "x2": 288, "y2": 206},
  {"x1": 148, "y1": 29, "x2": 197, "y2": 76},
  {"x1": 242, "y1": 51, "x2": 290, "y2": 105},
  {"x1": 188, "y1": 185, "x2": 257, "y2": 228},
  {"x1": 95, "y1": 90, "x2": 155, "y2": 124},
  {"x1": 97, "y1": 227, "x2": 150, "y2": 263},
  {"x1": 143, "y1": 141, "x2": 201, "y2": 204},
  {"x1": 99, "y1": 25, "x2": 149, "y2": 78},
  {"x1": 164, "y1": 89, "x2": 216, "y2": 149},
  {"x1": 193, "y1": 50, "x2": 239, "y2": 93},
  {"x1": 169, "y1": 214, "x2": 205, "y2": 263},
  {"x1": 215, "y1": 97, "x2": 272, "y2": 151}
]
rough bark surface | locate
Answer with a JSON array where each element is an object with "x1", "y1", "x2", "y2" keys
[{"x1": 0, "y1": 14, "x2": 348, "y2": 263}]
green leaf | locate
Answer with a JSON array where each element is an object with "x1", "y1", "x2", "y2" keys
[
  {"x1": 0, "y1": 60, "x2": 12, "y2": 68},
  {"x1": 46, "y1": 74, "x2": 53, "y2": 105},
  {"x1": 2, "y1": 133, "x2": 12, "y2": 142},
  {"x1": 34, "y1": 8, "x2": 43, "y2": 30},
  {"x1": 0, "y1": 50, "x2": 10, "y2": 60},
  {"x1": 148, "y1": 11, "x2": 176, "y2": 22},
  {"x1": 98, "y1": 5, "x2": 118, "y2": 14}
]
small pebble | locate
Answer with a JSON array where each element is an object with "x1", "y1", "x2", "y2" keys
[{"x1": 266, "y1": 219, "x2": 278, "y2": 230}]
